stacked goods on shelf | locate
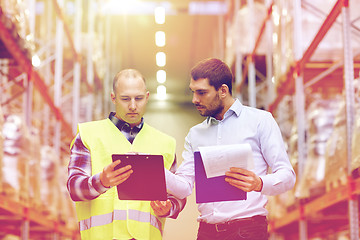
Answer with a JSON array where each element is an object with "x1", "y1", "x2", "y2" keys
[
  {"x1": 296, "y1": 93, "x2": 342, "y2": 199},
  {"x1": 0, "y1": 0, "x2": 34, "y2": 57},
  {"x1": 267, "y1": 97, "x2": 298, "y2": 219},
  {"x1": 59, "y1": 158, "x2": 77, "y2": 229},
  {"x1": 324, "y1": 100, "x2": 347, "y2": 191},
  {"x1": 325, "y1": 78, "x2": 360, "y2": 190},
  {"x1": 351, "y1": 78, "x2": 360, "y2": 174},
  {"x1": 271, "y1": 1, "x2": 294, "y2": 89},
  {"x1": 28, "y1": 128, "x2": 41, "y2": 208},
  {"x1": 40, "y1": 145, "x2": 60, "y2": 218},
  {"x1": 1, "y1": 115, "x2": 31, "y2": 203},
  {"x1": 0, "y1": 106, "x2": 3, "y2": 193}
]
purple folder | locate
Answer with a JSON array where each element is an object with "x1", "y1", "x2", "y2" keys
[{"x1": 194, "y1": 151, "x2": 247, "y2": 203}]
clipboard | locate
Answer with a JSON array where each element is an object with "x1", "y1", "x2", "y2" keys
[
  {"x1": 194, "y1": 151, "x2": 247, "y2": 203},
  {"x1": 112, "y1": 154, "x2": 167, "y2": 201}
]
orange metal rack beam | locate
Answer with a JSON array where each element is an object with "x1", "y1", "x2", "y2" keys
[
  {"x1": 269, "y1": 0, "x2": 345, "y2": 112},
  {"x1": 0, "y1": 195, "x2": 78, "y2": 238},
  {"x1": 269, "y1": 176, "x2": 360, "y2": 231},
  {"x1": 0, "y1": 9, "x2": 73, "y2": 138}
]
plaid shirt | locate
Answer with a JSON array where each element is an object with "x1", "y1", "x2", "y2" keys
[{"x1": 67, "y1": 113, "x2": 184, "y2": 218}]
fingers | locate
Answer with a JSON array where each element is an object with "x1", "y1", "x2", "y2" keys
[
  {"x1": 150, "y1": 200, "x2": 172, "y2": 216},
  {"x1": 100, "y1": 160, "x2": 133, "y2": 187},
  {"x1": 225, "y1": 168, "x2": 259, "y2": 192}
]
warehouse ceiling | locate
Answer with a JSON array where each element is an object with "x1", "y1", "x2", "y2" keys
[{"x1": 98, "y1": 0, "x2": 229, "y2": 106}]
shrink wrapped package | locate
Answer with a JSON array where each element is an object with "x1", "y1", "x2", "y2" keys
[
  {"x1": 40, "y1": 146, "x2": 59, "y2": 217},
  {"x1": 296, "y1": 94, "x2": 341, "y2": 198},
  {"x1": 1, "y1": 115, "x2": 30, "y2": 202},
  {"x1": 0, "y1": 106, "x2": 4, "y2": 193},
  {"x1": 0, "y1": 0, "x2": 35, "y2": 57},
  {"x1": 324, "y1": 101, "x2": 347, "y2": 191},
  {"x1": 325, "y1": 78, "x2": 360, "y2": 185},
  {"x1": 352, "y1": 114, "x2": 360, "y2": 173},
  {"x1": 272, "y1": 0, "x2": 360, "y2": 90},
  {"x1": 58, "y1": 159, "x2": 77, "y2": 228},
  {"x1": 28, "y1": 128, "x2": 41, "y2": 208},
  {"x1": 351, "y1": 78, "x2": 360, "y2": 173}
]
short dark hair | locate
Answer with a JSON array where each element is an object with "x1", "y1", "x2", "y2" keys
[{"x1": 190, "y1": 58, "x2": 233, "y2": 94}]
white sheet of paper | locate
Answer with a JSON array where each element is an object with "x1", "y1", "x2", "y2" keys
[{"x1": 198, "y1": 144, "x2": 254, "y2": 178}]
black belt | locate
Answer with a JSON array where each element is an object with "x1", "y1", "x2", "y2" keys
[{"x1": 200, "y1": 215, "x2": 266, "y2": 233}]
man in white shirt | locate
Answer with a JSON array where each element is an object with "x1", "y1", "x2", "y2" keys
[{"x1": 165, "y1": 58, "x2": 296, "y2": 240}]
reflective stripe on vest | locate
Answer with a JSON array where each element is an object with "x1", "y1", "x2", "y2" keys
[{"x1": 79, "y1": 209, "x2": 162, "y2": 234}]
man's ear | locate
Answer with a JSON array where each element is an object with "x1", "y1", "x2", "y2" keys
[
  {"x1": 219, "y1": 84, "x2": 229, "y2": 98},
  {"x1": 111, "y1": 92, "x2": 116, "y2": 104}
]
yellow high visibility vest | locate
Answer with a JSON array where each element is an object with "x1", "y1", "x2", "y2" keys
[{"x1": 71, "y1": 119, "x2": 176, "y2": 240}]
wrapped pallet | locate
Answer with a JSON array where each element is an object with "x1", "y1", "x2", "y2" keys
[
  {"x1": 0, "y1": 105, "x2": 4, "y2": 193},
  {"x1": 326, "y1": 78, "x2": 360, "y2": 185},
  {"x1": 59, "y1": 159, "x2": 77, "y2": 229},
  {"x1": 296, "y1": 94, "x2": 341, "y2": 199},
  {"x1": 1, "y1": 115, "x2": 30, "y2": 202},
  {"x1": 324, "y1": 101, "x2": 347, "y2": 191},
  {"x1": 351, "y1": 78, "x2": 360, "y2": 174},
  {"x1": 40, "y1": 145, "x2": 59, "y2": 218},
  {"x1": 28, "y1": 128, "x2": 41, "y2": 208},
  {"x1": 352, "y1": 115, "x2": 360, "y2": 173}
]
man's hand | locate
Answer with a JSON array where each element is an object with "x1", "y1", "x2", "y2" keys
[
  {"x1": 225, "y1": 167, "x2": 263, "y2": 192},
  {"x1": 150, "y1": 200, "x2": 172, "y2": 217},
  {"x1": 100, "y1": 160, "x2": 133, "y2": 187}
]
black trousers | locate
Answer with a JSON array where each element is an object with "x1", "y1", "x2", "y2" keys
[{"x1": 197, "y1": 215, "x2": 268, "y2": 240}]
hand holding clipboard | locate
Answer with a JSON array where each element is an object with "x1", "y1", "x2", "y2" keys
[
  {"x1": 100, "y1": 159, "x2": 133, "y2": 188},
  {"x1": 112, "y1": 154, "x2": 167, "y2": 201}
]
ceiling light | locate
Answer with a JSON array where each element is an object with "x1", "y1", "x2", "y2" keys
[
  {"x1": 154, "y1": 6, "x2": 165, "y2": 24},
  {"x1": 157, "y1": 85, "x2": 167, "y2": 100},
  {"x1": 32, "y1": 55, "x2": 41, "y2": 67},
  {"x1": 155, "y1": 31, "x2": 166, "y2": 47},
  {"x1": 157, "y1": 70, "x2": 166, "y2": 83},
  {"x1": 156, "y1": 52, "x2": 166, "y2": 67}
]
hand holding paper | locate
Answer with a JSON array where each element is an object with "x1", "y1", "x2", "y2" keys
[
  {"x1": 198, "y1": 143, "x2": 254, "y2": 178},
  {"x1": 225, "y1": 167, "x2": 263, "y2": 192}
]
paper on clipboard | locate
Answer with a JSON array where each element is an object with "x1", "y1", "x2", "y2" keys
[{"x1": 198, "y1": 143, "x2": 254, "y2": 178}]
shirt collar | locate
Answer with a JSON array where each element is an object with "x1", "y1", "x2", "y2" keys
[
  {"x1": 206, "y1": 98, "x2": 242, "y2": 125},
  {"x1": 108, "y1": 112, "x2": 144, "y2": 133}
]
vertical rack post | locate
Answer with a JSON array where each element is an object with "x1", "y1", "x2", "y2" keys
[
  {"x1": 72, "y1": 0, "x2": 81, "y2": 134},
  {"x1": 234, "y1": 0, "x2": 243, "y2": 101},
  {"x1": 104, "y1": 14, "x2": 111, "y2": 114},
  {"x1": 342, "y1": 1, "x2": 359, "y2": 239},
  {"x1": 293, "y1": 0, "x2": 307, "y2": 238},
  {"x1": 54, "y1": 0, "x2": 64, "y2": 153},
  {"x1": 265, "y1": 0, "x2": 274, "y2": 108},
  {"x1": 86, "y1": 0, "x2": 95, "y2": 122},
  {"x1": 247, "y1": 0, "x2": 256, "y2": 107}
]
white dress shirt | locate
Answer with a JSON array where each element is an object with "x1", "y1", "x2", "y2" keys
[{"x1": 165, "y1": 99, "x2": 296, "y2": 224}]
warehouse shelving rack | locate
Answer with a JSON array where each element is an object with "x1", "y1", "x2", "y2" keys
[
  {"x1": 0, "y1": 0, "x2": 108, "y2": 239},
  {"x1": 228, "y1": 0, "x2": 360, "y2": 239},
  {"x1": 0, "y1": 195, "x2": 78, "y2": 239},
  {"x1": 0, "y1": 4, "x2": 80, "y2": 239}
]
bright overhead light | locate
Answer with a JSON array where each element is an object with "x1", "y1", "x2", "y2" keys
[
  {"x1": 156, "y1": 52, "x2": 166, "y2": 67},
  {"x1": 155, "y1": 31, "x2": 166, "y2": 47},
  {"x1": 157, "y1": 85, "x2": 167, "y2": 100},
  {"x1": 154, "y1": 6, "x2": 165, "y2": 24},
  {"x1": 157, "y1": 70, "x2": 166, "y2": 83},
  {"x1": 32, "y1": 55, "x2": 41, "y2": 67}
]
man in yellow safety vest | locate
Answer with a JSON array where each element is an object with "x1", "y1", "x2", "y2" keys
[{"x1": 67, "y1": 69, "x2": 185, "y2": 240}]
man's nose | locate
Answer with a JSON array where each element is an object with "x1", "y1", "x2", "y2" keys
[
  {"x1": 192, "y1": 94, "x2": 199, "y2": 104},
  {"x1": 129, "y1": 99, "x2": 136, "y2": 109}
]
